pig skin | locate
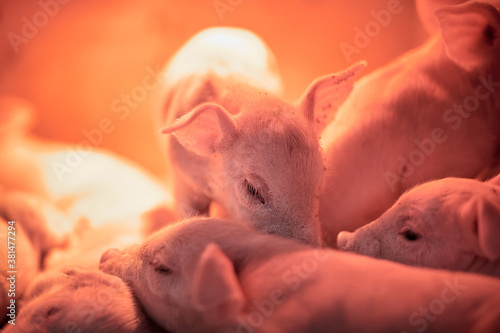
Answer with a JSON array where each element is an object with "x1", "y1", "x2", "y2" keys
[
  {"x1": 100, "y1": 218, "x2": 500, "y2": 333},
  {"x1": 320, "y1": 1, "x2": 500, "y2": 246}
]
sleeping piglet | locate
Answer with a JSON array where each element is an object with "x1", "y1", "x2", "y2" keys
[
  {"x1": 156, "y1": 27, "x2": 364, "y2": 245},
  {"x1": 100, "y1": 218, "x2": 500, "y2": 333},
  {"x1": 2, "y1": 269, "x2": 164, "y2": 333},
  {"x1": 338, "y1": 174, "x2": 500, "y2": 277},
  {"x1": 0, "y1": 191, "x2": 70, "y2": 323}
]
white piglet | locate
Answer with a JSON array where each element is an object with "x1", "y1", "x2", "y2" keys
[
  {"x1": 320, "y1": 1, "x2": 500, "y2": 245},
  {"x1": 156, "y1": 27, "x2": 363, "y2": 245},
  {"x1": 338, "y1": 174, "x2": 500, "y2": 277},
  {"x1": 100, "y1": 218, "x2": 500, "y2": 333},
  {"x1": 0, "y1": 191, "x2": 70, "y2": 323},
  {"x1": 1, "y1": 269, "x2": 164, "y2": 333}
]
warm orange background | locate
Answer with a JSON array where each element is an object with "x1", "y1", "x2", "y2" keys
[{"x1": 0, "y1": 0, "x2": 428, "y2": 177}]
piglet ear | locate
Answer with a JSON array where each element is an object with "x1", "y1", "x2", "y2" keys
[
  {"x1": 416, "y1": 0, "x2": 464, "y2": 34},
  {"x1": 161, "y1": 103, "x2": 237, "y2": 156},
  {"x1": 463, "y1": 195, "x2": 500, "y2": 261},
  {"x1": 191, "y1": 243, "x2": 245, "y2": 326},
  {"x1": 435, "y1": 2, "x2": 500, "y2": 72},
  {"x1": 476, "y1": 197, "x2": 500, "y2": 260},
  {"x1": 299, "y1": 62, "x2": 365, "y2": 135}
]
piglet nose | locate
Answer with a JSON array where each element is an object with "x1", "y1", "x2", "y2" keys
[
  {"x1": 100, "y1": 248, "x2": 121, "y2": 264},
  {"x1": 336, "y1": 231, "x2": 353, "y2": 250}
]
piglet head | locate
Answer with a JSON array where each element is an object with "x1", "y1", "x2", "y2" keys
[
  {"x1": 100, "y1": 235, "x2": 195, "y2": 332},
  {"x1": 5, "y1": 269, "x2": 140, "y2": 333},
  {"x1": 336, "y1": 202, "x2": 431, "y2": 265},
  {"x1": 338, "y1": 178, "x2": 500, "y2": 272},
  {"x1": 162, "y1": 63, "x2": 364, "y2": 246},
  {"x1": 100, "y1": 219, "x2": 249, "y2": 333}
]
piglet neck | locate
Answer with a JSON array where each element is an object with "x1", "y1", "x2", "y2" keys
[
  {"x1": 206, "y1": 220, "x2": 308, "y2": 273},
  {"x1": 230, "y1": 234, "x2": 308, "y2": 277}
]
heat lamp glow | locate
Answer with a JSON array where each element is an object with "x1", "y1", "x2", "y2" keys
[{"x1": 0, "y1": 1, "x2": 499, "y2": 332}]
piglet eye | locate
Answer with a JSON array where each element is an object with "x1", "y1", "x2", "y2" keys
[
  {"x1": 150, "y1": 259, "x2": 172, "y2": 275},
  {"x1": 245, "y1": 179, "x2": 265, "y2": 205},
  {"x1": 400, "y1": 229, "x2": 422, "y2": 241}
]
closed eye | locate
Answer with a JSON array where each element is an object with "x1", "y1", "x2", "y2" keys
[
  {"x1": 245, "y1": 179, "x2": 265, "y2": 205},
  {"x1": 400, "y1": 228, "x2": 422, "y2": 241},
  {"x1": 150, "y1": 259, "x2": 172, "y2": 275}
]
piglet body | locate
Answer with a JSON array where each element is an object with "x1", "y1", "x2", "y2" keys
[{"x1": 320, "y1": 1, "x2": 500, "y2": 245}]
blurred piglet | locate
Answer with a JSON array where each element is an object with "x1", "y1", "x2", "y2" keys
[
  {"x1": 0, "y1": 95, "x2": 177, "y2": 234},
  {"x1": 0, "y1": 191, "x2": 70, "y2": 323},
  {"x1": 100, "y1": 218, "x2": 500, "y2": 333},
  {"x1": 338, "y1": 174, "x2": 500, "y2": 277},
  {"x1": 156, "y1": 27, "x2": 363, "y2": 245},
  {"x1": 2, "y1": 269, "x2": 164, "y2": 333},
  {"x1": 320, "y1": 1, "x2": 500, "y2": 245},
  {"x1": 416, "y1": 0, "x2": 500, "y2": 33}
]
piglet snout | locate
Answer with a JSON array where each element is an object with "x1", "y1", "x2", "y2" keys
[
  {"x1": 100, "y1": 248, "x2": 121, "y2": 264},
  {"x1": 337, "y1": 231, "x2": 353, "y2": 250}
]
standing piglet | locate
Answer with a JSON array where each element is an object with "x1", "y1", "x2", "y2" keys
[
  {"x1": 320, "y1": 1, "x2": 500, "y2": 245},
  {"x1": 156, "y1": 27, "x2": 363, "y2": 245}
]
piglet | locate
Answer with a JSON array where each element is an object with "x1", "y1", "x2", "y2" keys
[
  {"x1": 0, "y1": 94, "x2": 175, "y2": 231},
  {"x1": 100, "y1": 217, "x2": 500, "y2": 333},
  {"x1": 1, "y1": 269, "x2": 164, "y2": 333},
  {"x1": 156, "y1": 27, "x2": 363, "y2": 245},
  {"x1": 0, "y1": 191, "x2": 70, "y2": 323},
  {"x1": 338, "y1": 174, "x2": 500, "y2": 277},
  {"x1": 319, "y1": 1, "x2": 500, "y2": 246}
]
